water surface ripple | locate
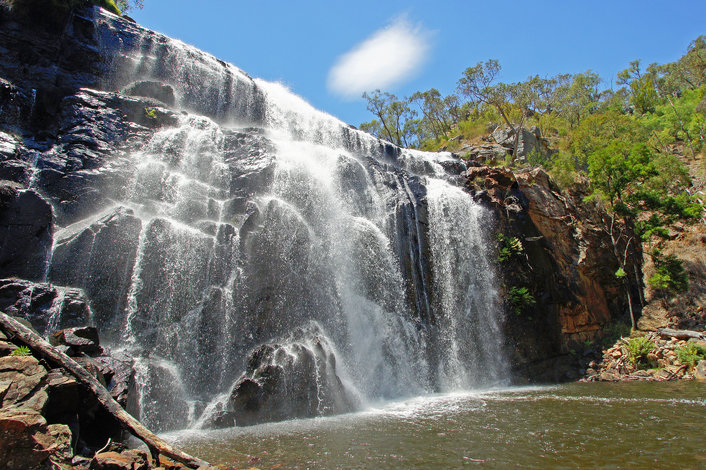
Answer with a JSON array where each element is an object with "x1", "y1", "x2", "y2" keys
[{"x1": 164, "y1": 382, "x2": 705, "y2": 469}]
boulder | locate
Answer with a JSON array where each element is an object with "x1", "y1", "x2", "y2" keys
[
  {"x1": 0, "y1": 356, "x2": 48, "y2": 411},
  {"x1": 461, "y1": 143, "x2": 509, "y2": 163},
  {"x1": 90, "y1": 450, "x2": 149, "y2": 470},
  {"x1": 0, "y1": 410, "x2": 73, "y2": 470},
  {"x1": 0, "y1": 353, "x2": 74, "y2": 470},
  {"x1": 229, "y1": 323, "x2": 356, "y2": 426},
  {"x1": 695, "y1": 360, "x2": 706, "y2": 381},
  {"x1": 49, "y1": 326, "x2": 101, "y2": 355},
  {"x1": 491, "y1": 125, "x2": 550, "y2": 159}
]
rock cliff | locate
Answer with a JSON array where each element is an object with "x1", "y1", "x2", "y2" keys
[{"x1": 465, "y1": 166, "x2": 643, "y2": 381}]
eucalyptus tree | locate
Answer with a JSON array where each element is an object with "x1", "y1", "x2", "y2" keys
[
  {"x1": 361, "y1": 90, "x2": 417, "y2": 147},
  {"x1": 456, "y1": 59, "x2": 514, "y2": 129},
  {"x1": 408, "y1": 88, "x2": 458, "y2": 142}
]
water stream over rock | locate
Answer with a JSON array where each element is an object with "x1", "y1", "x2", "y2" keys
[{"x1": 4, "y1": 8, "x2": 509, "y2": 432}]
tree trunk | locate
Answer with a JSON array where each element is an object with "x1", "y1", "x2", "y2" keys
[
  {"x1": 658, "y1": 328, "x2": 706, "y2": 341},
  {"x1": 512, "y1": 113, "x2": 526, "y2": 161},
  {"x1": 493, "y1": 103, "x2": 514, "y2": 129},
  {"x1": 0, "y1": 312, "x2": 210, "y2": 469},
  {"x1": 605, "y1": 214, "x2": 637, "y2": 329}
]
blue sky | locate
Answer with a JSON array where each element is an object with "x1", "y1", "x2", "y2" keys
[{"x1": 130, "y1": 1, "x2": 706, "y2": 127}]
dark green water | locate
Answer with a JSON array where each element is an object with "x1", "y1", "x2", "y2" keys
[{"x1": 165, "y1": 382, "x2": 706, "y2": 469}]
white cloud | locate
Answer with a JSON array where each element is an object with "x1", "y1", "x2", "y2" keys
[{"x1": 327, "y1": 18, "x2": 431, "y2": 99}]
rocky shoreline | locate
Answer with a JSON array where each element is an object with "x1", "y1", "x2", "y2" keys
[{"x1": 583, "y1": 328, "x2": 706, "y2": 382}]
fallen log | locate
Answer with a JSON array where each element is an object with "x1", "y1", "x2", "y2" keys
[
  {"x1": 0, "y1": 312, "x2": 209, "y2": 469},
  {"x1": 658, "y1": 328, "x2": 706, "y2": 341}
]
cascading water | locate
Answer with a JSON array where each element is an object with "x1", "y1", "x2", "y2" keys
[{"x1": 43, "y1": 10, "x2": 509, "y2": 431}]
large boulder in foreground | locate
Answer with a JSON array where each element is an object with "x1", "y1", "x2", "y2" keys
[{"x1": 229, "y1": 323, "x2": 357, "y2": 426}]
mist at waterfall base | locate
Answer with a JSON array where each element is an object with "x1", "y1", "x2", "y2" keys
[{"x1": 42, "y1": 13, "x2": 510, "y2": 434}]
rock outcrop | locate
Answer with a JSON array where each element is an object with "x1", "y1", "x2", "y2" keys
[
  {"x1": 0, "y1": 279, "x2": 92, "y2": 335},
  {"x1": 491, "y1": 125, "x2": 551, "y2": 160}
]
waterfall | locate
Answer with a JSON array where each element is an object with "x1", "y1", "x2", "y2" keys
[{"x1": 43, "y1": 10, "x2": 509, "y2": 431}]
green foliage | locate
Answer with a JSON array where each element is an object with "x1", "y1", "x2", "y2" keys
[
  {"x1": 144, "y1": 107, "x2": 157, "y2": 119},
  {"x1": 588, "y1": 141, "x2": 656, "y2": 208},
  {"x1": 10, "y1": 345, "x2": 31, "y2": 357},
  {"x1": 526, "y1": 149, "x2": 547, "y2": 167},
  {"x1": 648, "y1": 252, "x2": 689, "y2": 295},
  {"x1": 508, "y1": 286, "x2": 536, "y2": 315},
  {"x1": 358, "y1": 34, "x2": 706, "y2": 254},
  {"x1": 625, "y1": 335, "x2": 655, "y2": 365},
  {"x1": 642, "y1": 86, "x2": 706, "y2": 155},
  {"x1": 651, "y1": 36, "x2": 706, "y2": 95},
  {"x1": 634, "y1": 214, "x2": 670, "y2": 242},
  {"x1": 675, "y1": 343, "x2": 706, "y2": 368},
  {"x1": 361, "y1": 90, "x2": 418, "y2": 147},
  {"x1": 564, "y1": 110, "x2": 647, "y2": 166},
  {"x1": 617, "y1": 60, "x2": 659, "y2": 114},
  {"x1": 614, "y1": 267, "x2": 627, "y2": 279},
  {"x1": 496, "y1": 233, "x2": 523, "y2": 262},
  {"x1": 408, "y1": 88, "x2": 459, "y2": 142},
  {"x1": 115, "y1": 0, "x2": 142, "y2": 12},
  {"x1": 98, "y1": 0, "x2": 121, "y2": 15},
  {"x1": 546, "y1": 152, "x2": 580, "y2": 189}
]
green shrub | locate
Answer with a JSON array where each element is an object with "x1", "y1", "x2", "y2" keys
[
  {"x1": 625, "y1": 336, "x2": 655, "y2": 365},
  {"x1": 144, "y1": 107, "x2": 157, "y2": 119},
  {"x1": 10, "y1": 345, "x2": 31, "y2": 357},
  {"x1": 648, "y1": 253, "x2": 689, "y2": 295},
  {"x1": 496, "y1": 233, "x2": 523, "y2": 262},
  {"x1": 508, "y1": 286, "x2": 536, "y2": 315},
  {"x1": 526, "y1": 148, "x2": 548, "y2": 168},
  {"x1": 675, "y1": 343, "x2": 706, "y2": 368}
]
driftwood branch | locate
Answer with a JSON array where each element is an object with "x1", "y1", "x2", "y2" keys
[
  {"x1": 658, "y1": 328, "x2": 706, "y2": 341},
  {"x1": 0, "y1": 312, "x2": 209, "y2": 469}
]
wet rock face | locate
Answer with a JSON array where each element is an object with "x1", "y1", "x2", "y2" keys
[
  {"x1": 0, "y1": 183, "x2": 53, "y2": 281},
  {"x1": 122, "y1": 81, "x2": 176, "y2": 107},
  {"x1": 229, "y1": 324, "x2": 356, "y2": 426},
  {"x1": 48, "y1": 206, "x2": 142, "y2": 334},
  {"x1": 466, "y1": 166, "x2": 643, "y2": 381}
]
